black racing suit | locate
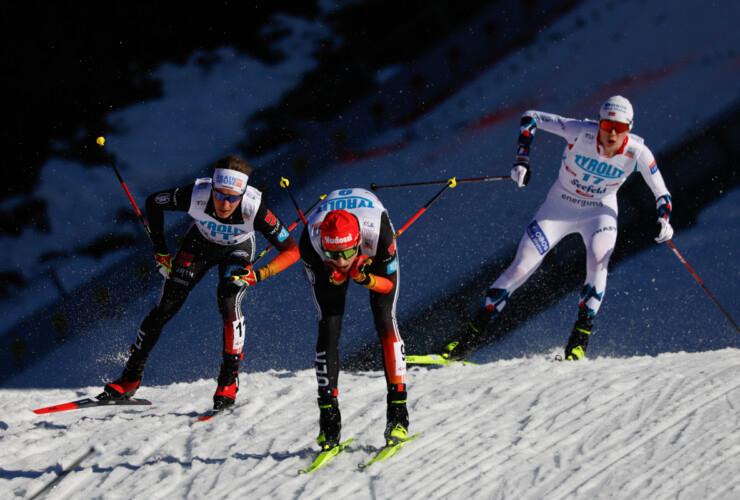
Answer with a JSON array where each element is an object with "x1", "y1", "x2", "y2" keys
[
  {"x1": 298, "y1": 211, "x2": 405, "y2": 399},
  {"x1": 132, "y1": 183, "x2": 298, "y2": 367}
]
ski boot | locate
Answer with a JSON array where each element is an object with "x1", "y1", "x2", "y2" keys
[
  {"x1": 384, "y1": 386, "x2": 409, "y2": 446},
  {"x1": 317, "y1": 389, "x2": 341, "y2": 451},
  {"x1": 99, "y1": 347, "x2": 147, "y2": 400},
  {"x1": 565, "y1": 309, "x2": 594, "y2": 361},
  {"x1": 213, "y1": 353, "x2": 241, "y2": 410},
  {"x1": 443, "y1": 304, "x2": 498, "y2": 361}
]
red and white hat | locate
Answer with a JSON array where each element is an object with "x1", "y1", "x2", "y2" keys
[{"x1": 320, "y1": 210, "x2": 359, "y2": 251}]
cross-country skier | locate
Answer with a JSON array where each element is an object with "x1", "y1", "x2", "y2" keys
[
  {"x1": 443, "y1": 96, "x2": 674, "y2": 361},
  {"x1": 298, "y1": 188, "x2": 408, "y2": 450},
  {"x1": 99, "y1": 155, "x2": 299, "y2": 410}
]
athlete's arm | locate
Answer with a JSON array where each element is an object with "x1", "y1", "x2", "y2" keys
[
  {"x1": 522, "y1": 110, "x2": 585, "y2": 144},
  {"x1": 252, "y1": 202, "x2": 299, "y2": 280},
  {"x1": 361, "y1": 212, "x2": 397, "y2": 294},
  {"x1": 145, "y1": 184, "x2": 193, "y2": 253},
  {"x1": 634, "y1": 144, "x2": 670, "y2": 200},
  {"x1": 634, "y1": 143, "x2": 673, "y2": 242}
]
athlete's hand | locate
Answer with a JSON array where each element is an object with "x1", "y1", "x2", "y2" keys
[
  {"x1": 229, "y1": 267, "x2": 261, "y2": 287},
  {"x1": 655, "y1": 218, "x2": 674, "y2": 243},
  {"x1": 324, "y1": 262, "x2": 347, "y2": 285},
  {"x1": 511, "y1": 160, "x2": 531, "y2": 187},
  {"x1": 348, "y1": 255, "x2": 373, "y2": 285},
  {"x1": 155, "y1": 252, "x2": 172, "y2": 277}
]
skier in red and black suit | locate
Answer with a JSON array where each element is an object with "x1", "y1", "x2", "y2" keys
[
  {"x1": 298, "y1": 188, "x2": 408, "y2": 451},
  {"x1": 100, "y1": 155, "x2": 299, "y2": 410}
]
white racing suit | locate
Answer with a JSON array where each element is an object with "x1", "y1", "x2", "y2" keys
[{"x1": 488, "y1": 111, "x2": 671, "y2": 317}]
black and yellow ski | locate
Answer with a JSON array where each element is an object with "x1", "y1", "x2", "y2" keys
[
  {"x1": 358, "y1": 433, "x2": 420, "y2": 468},
  {"x1": 298, "y1": 439, "x2": 354, "y2": 474},
  {"x1": 407, "y1": 354, "x2": 475, "y2": 366}
]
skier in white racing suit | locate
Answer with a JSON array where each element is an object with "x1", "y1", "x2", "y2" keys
[{"x1": 444, "y1": 96, "x2": 674, "y2": 361}]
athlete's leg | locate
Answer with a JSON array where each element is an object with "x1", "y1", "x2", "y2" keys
[
  {"x1": 135, "y1": 228, "x2": 213, "y2": 356},
  {"x1": 103, "y1": 227, "x2": 212, "y2": 398},
  {"x1": 489, "y1": 217, "x2": 571, "y2": 302},
  {"x1": 580, "y1": 212, "x2": 617, "y2": 316},
  {"x1": 311, "y1": 281, "x2": 348, "y2": 394},
  {"x1": 369, "y1": 267, "x2": 408, "y2": 442},
  {"x1": 213, "y1": 237, "x2": 256, "y2": 408},
  {"x1": 565, "y1": 210, "x2": 618, "y2": 360},
  {"x1": 446, "y1": 187, "x2": 579, "y2": 360},
  {"x1": 446, "y1": 217, "x2": 573, "y2": 359},
  {"x1": 310, "y1": 279, "x2": 348, "y2": 448}
]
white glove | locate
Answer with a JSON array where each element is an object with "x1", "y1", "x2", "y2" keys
[
  {"x1": 655, "y1": 218, "x2": 674, "y2": 243},
  {"x1": 510, "y1": 161, "x2": 530, "y2": 188}
]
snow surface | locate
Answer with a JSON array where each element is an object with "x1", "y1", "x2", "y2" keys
[
  {"x1": 2, "y1": 0, "x2": 740, "y2": 498},
  {"x1": 4, "y1": 348, "x2": 740, "y2": 499}
]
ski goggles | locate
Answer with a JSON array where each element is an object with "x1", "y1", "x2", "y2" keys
[
  {"x1": 212, "y1": 189, "x2": 243, "y2": 203},
  {"x1": 322, "y1": 244, "x2": 359, "y2": 261},
  {"x1": 599, "y1": 120, "x2": 630, "y2": 133}
]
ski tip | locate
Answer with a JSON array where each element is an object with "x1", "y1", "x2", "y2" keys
[
  {"x1": 298, "y1": 438, "x2": 355, "y2": 474},
  {"x1": 32, "y1": 402, "x2": 77, "y2": 414},
  {"x1": 408, "y1": 354, "x2": 476, "y2": 366}
]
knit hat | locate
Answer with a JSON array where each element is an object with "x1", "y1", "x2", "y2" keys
[
  {"x1": 320, "y1": 210, "x2": 360, "y2": 251},
  {"x1": 599, "y1": 95, "x2": 634, "y2": 130}
]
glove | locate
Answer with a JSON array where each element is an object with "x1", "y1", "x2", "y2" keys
[
  {"x1": 348, "y1": 255, "x2": 373, "y2": 285},
  {"x1": 324, "y1": 262, "x2": 347, "y2": 286},
  {"x1": 228, "y1": 266, "x2": 261, "y2": 287},
  {"x1": 155, "y1": 252, "x2": 172, "y2": 277},
  {"x1": 655, "y1": 218, "x2": 674, "y2": 243},
  {"x1": 510, "y1": 160, "x2": 531, "y2": 188}
]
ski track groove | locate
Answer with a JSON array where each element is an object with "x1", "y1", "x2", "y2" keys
[
  {"x1": 10, "y1": 351, "x2": 740, "y2": 498},
  {"x1": 542, "y1": 378, "x2": 740, "y2": 499},
  {"x1": 649, "y1": 437, "x2": 740, "y2": 500},
  {"x1": 406, "y1": 356, "x2": 740, "y2": 499}
]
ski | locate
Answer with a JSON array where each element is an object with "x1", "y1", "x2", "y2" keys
[
  {"x1": 194, "y1": 406, "x2": 233, "y2": 423},
  {"x1": 32, "y1": 397, "x2": 152, "y2": 414},
  {"x1": 358, "y1": 433, "x2": 421, "y2": 468},
  {"x1": 407, "y1": 354, "x2": 475, "y2": 366},
  {"x1": 298, "y1": 438, "x2": 354, "y2": 474}
]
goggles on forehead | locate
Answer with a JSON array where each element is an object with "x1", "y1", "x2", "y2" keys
[
  {"x1": 599, "y1": 120, "x2": 630, "y2": 133},
  {"x1": 322, "y1": 244, "x2": 359, "y2": 261},
  {"x1": 212, "y1": 189, "x2": 243, "y2": 204}
]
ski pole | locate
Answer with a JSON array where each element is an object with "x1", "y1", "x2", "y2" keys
[
  {"x1": 280, "y1": 177, "x2": 309, "y2": 225},
  {"x1": 251, "y1": 194, "x2": 326, "y2": 267},
  {"x1": 29, "y1": 445, "x2": 101, "y2": 500},
  {"x1": 394, "y1": 178, "x2": 457, "y2": 239},
  {"x1": 371, "y1": 175, "x2": 507, "y2": 191},
  {"x1": 96, "y1": 136, "x2": 153, "y2": 242},
  {"x1": 665, "y1": 240, "x2": 740, "y2": 334}
]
